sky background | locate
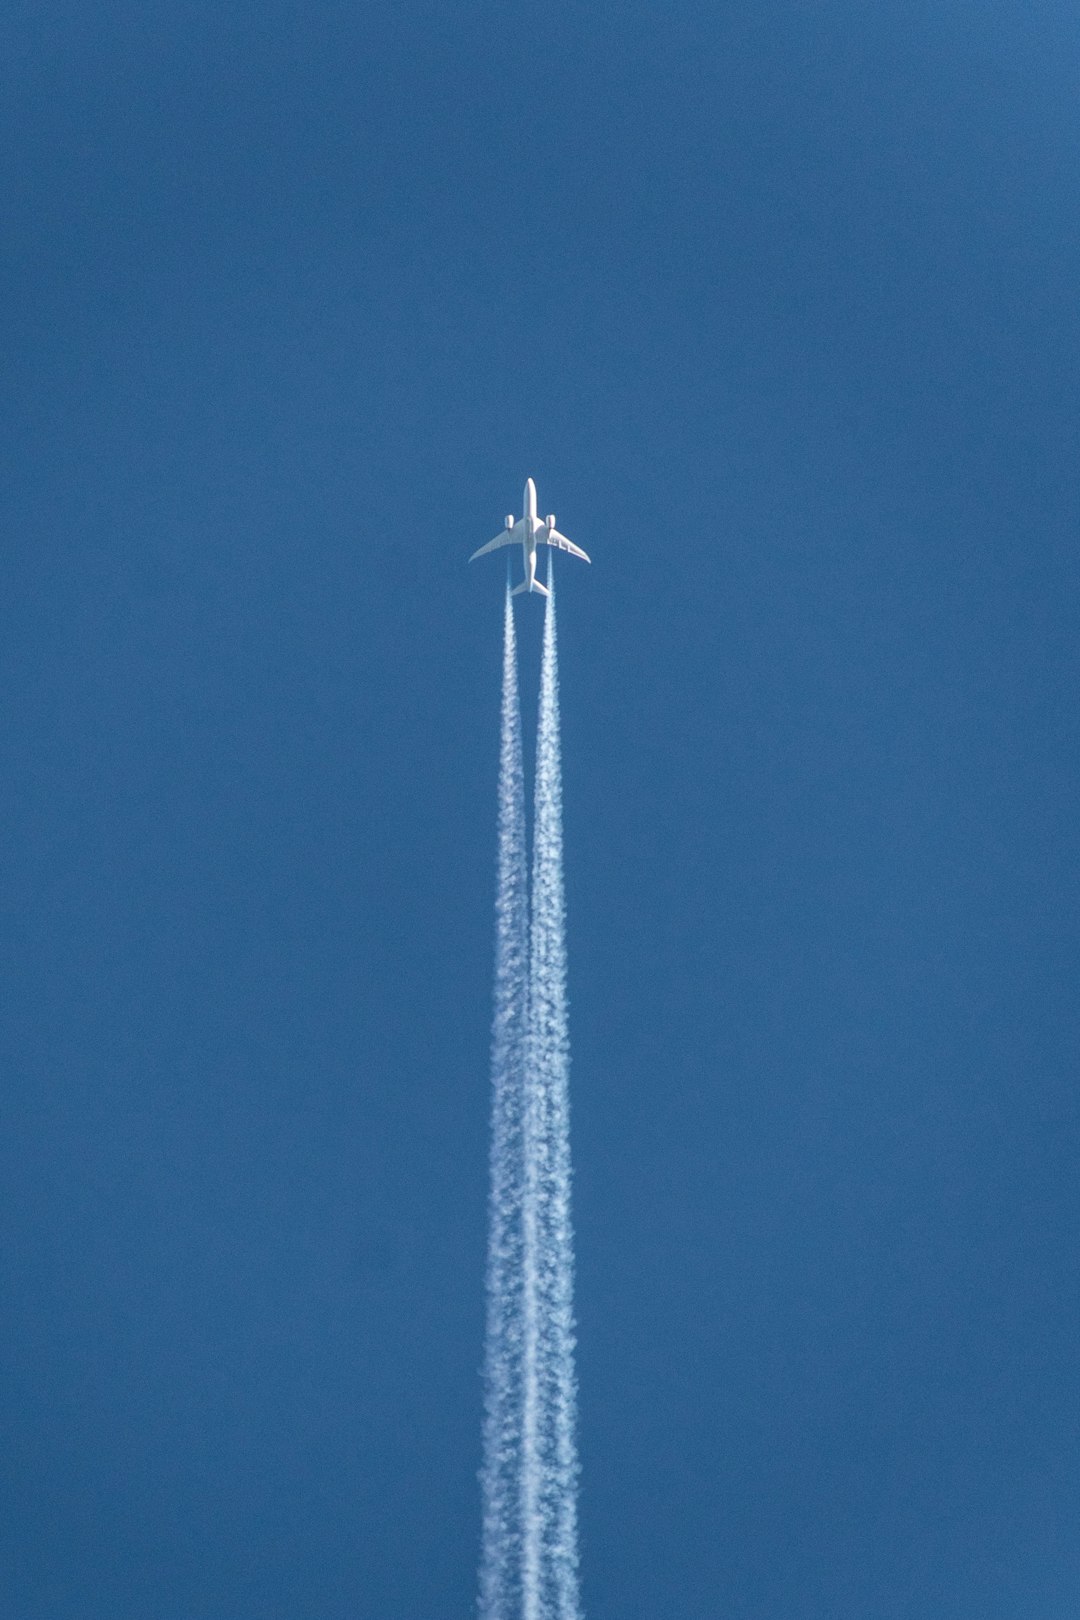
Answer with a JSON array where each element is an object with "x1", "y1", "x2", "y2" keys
[{"x1": 2, "y1": 2, "x2": 1079, "y2": 1616}]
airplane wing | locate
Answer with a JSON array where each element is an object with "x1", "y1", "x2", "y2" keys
[
  {"x1": 469, "y1": 531, "x2": 516, "y2": 562},
  {"x1": 541, "y1": 528, "x2": 591, "y2": 563}
]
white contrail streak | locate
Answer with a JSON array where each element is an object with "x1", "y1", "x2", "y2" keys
[
  {"x1": 526, "y1": 558, "x2": 582, "y2": 1620},
  {"x1": 479, "y1": 586, "x2": 529, "y2": 1620},
  {"x1": 479, "y1": 561, "x2": 582, "y2": 1620}
]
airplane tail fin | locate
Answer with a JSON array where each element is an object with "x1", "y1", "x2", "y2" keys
[{"x1": 511, "y1": 580, "x2": 549, "y2": 598}]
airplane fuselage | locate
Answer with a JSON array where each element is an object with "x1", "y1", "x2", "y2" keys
[{"x1": 519, "y1": 477, "x2": 542, "y2": 592}]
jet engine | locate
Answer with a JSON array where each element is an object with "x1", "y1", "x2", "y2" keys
[
  {"x1": 505, "y1": 515, "x2": 514, "y2": 530},
  {"x1": 546, "y1": 514, "x2": 556, "y2": 530}
]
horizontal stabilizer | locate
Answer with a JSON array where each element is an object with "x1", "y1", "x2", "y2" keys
[{"x1": 512, "y1": 579, "x2": 549, "y2": 597}]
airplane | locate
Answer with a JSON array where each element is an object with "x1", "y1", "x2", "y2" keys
[{"x1": 469, "y1": 478, "x2": 590, "y2": 596}]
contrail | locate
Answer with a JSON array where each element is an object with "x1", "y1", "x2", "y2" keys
[
  {"x1": 479, "y1": 561, "x2": 582, "y2": 1620},
  {"x1": 479, "y1": 586, "x2": 529, "y2": 1620},
  {"x1": 525, "y1": 557, "x2": 581, "y2": 1620}
]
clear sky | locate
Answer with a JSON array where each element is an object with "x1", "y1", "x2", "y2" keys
[{"x1": 2, "y1": 3, "x2": 1078, "y2": 1616}]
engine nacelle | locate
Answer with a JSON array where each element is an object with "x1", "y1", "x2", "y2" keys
[
  {"x1": 505, "y1": 515, "x2": 514, "y2": 530},
  {"x1": 546, "y1": 514, "x2": 556, "y2": 530}
]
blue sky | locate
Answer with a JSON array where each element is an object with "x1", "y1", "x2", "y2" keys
[{"x1": 2, "y1": 3, "x2": 1079, "y2": 1616}]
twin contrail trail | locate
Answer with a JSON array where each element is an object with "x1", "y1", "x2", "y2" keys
[{"x1": 480, "y1": 562, "x2": 582, "y2": 1620}]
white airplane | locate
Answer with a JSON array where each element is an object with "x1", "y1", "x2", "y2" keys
[{"x1": 470, "y1": 478, "x2": 590, "y2": 596}]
